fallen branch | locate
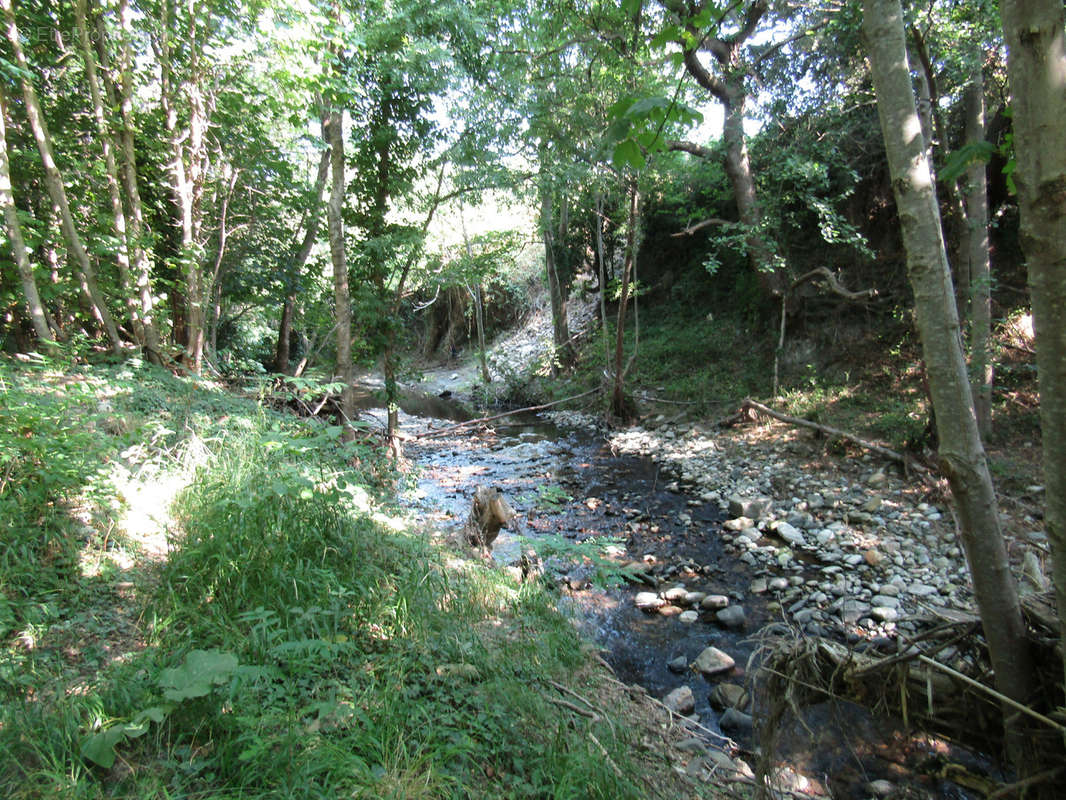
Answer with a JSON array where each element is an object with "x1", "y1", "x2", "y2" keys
[
  {"x1": 414, "y1": 388, "x2": 600, "y2": 439},
  {"x1": 547, "y1": 696, "x2": 598, "y2": 719},
  {"x1": 737, "y1": 398, "x2": 931, "y2": 473}
]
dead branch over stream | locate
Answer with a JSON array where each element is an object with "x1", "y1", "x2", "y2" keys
[{"x1": 413, "y1": 388, "x2": 600, "y2": 439}]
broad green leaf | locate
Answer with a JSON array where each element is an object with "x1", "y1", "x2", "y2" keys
[
  {"x1": 81, "y1": 725, "x2": 128, "y2": 769},
  {"x1": 159, "y1": 649, "x2": 239, "y2": 702},
  {"x1": 612, "y1": 139, "x2": 645, "y2": 170}
]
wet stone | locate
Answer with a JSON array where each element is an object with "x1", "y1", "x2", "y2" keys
[
  {"x1": 667, "y1": 656, "x2": 688, "y2": 674},
  {"x1": 701, "y1": 594, "x2": 729, "y2": 610},
  {"x1": 635, "y1": 592, "x2": 665, "y2": 611},
  {"x1": 709, "y1": 683, "x2": 749, "y2": 711},
  {"x1": 719, "y1": 707, "x2": 754, "y2": 733},
  {"x1": 663, "y1": 685, "x2": 695, "y2": 715},
  {"x1": 716, "y1": 605, "x2": 746, "y2": 630},
  {"x1": 750, "y1": 577, "x2": 769, "y2": 594},
  {"x1": 728, "y1": 496, "x2": 771, "y2": 519},
  {"x1": 679, "y1": 610, "x2": 699, "y2": 623},
  {"x1": 693, "y1": 646, "x2": 735, "y2": 676}
]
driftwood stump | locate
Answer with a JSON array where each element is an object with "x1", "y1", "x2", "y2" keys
[{"x1": 463, "y1": 486, "x2": 516, "y2": 555}]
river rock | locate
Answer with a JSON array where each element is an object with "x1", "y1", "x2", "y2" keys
[
  {"x1": 635, "y1": 592, "x2": 665, "y2": 611},
  {"x1": 864, "y1": 548, "x2": 884, "y2": 567},
  {"x1": 667, "y1": 656, "x2": 688, "y2": 673},
  {"x1": 723, "y1": 516, "x2": 755, "y2": 531},
  {"x1": 658, "y1": 605, "x2": 684, "y2": 617},
  {"x1": 663, "y1": 685, "x2": 695, "y2": 715},
  {"x1": 709, "y1": 683, "x2": 749, "y2": 711},
  {"x1": 768, "y1": 577, "x2": 789, "y2": 591},
  {"x1": 701, "y1": 594, "x2": 729, "y2": 610},
  {"x1": 716, "y1": 605, "x2": 746, "y2": 630},
  {"x1": 871, "y1": 606, "x2": 899, "y2": 623},
  {"x1": 718, "y1": 707, "x2": 754, "y2": 733},
  {"x1": 679, "y1": 610, "x2": 699, "y2": 623},
  {"x1": 663, "y1": 585, "x2": 689, "y2": 603},
  {"x1": 728, "y1": 496, "x2": 771, "y2": 519},
  {"x1": 774, "y1": 521, "x2": 805, "y2": 546},
  {"x1": 693, "y1": 646, "x2": 735, "y2": 676},
  {"x1": 865, "y1": 779, "x2": 896, "y2": 797},
  {"x1": 750, "y1": 577, "x2": 768, "y2": 594}
]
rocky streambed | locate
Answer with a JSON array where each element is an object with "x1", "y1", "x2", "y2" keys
[{"x1": 358, "y1": 385, "x2": 1021, "y2": 798}]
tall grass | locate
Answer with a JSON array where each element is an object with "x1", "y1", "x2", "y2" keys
[{"x1": 0, "y1": 359, "x2": 645, "y2": 799}]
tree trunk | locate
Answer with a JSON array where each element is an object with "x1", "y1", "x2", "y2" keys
[
  {"x1": 963, "y1": 74, "x2": 993, "y2": 439},
  {"x1": 1001, "y1": 0, "x2": 1066, "y2": 702},
  {"x1": 540, "y1": 187, "x2": 573, "y2": 372},
  {"x1": 326, "y1": 107, "x2": 355, "y2": 435},
  {"x1": 156, "y1": 0, "x2": 207, "y2": 373},
  {"x1": 611, "y1": 184, "x2": 638, "y2": 420},
  {"x1": 110, "y1": 0, "x2": 162, "y2": 364},
  {"x1": 0, "y1": 90, "x2": 52, "y2": 347},
  {"x1": 75, "y1": 0, "x2": 143, "y2": 348},
  {"x1": 1, "y1": 0, "x2": 122, "y2": 353},
  {"x1": 864, "y1": 0, "x2": 1036, "y2": 773},
  {"x1": 274, "y1": 137, "x2": 331, "y2": 374},
  {"x1": 594, "y1": 191, "x2": 610, "y2": 371}
]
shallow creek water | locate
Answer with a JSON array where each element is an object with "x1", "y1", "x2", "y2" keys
[{"x1": 353, "y1": 384, "x2": 998, "y2": 799}]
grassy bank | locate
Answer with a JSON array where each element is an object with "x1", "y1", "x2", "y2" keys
[{"x1": 0, "y1": 357, "x2": 689, "y2": 799}]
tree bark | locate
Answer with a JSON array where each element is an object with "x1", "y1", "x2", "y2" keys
[
  {"x1": 864, "y1": 0, "x2": 1035, "y2": 771},
  {"x1": 2, "y1": 0, "x2": 122, "y2": 353},
  {"x1": 963, "y1": 74, "x2": 993, "y2": 439},
  {"x1": 109, "y1": 0, "x2": 162, "y2": 364},
  {"x1": 1001, "y1": 0, "x2": 1066, "y2": 700},
  {"x1": 665, "y1": 0, "x2": 784, "y2": 296},
  {"x1": 0, "y1": 89, "x2": 53, "y2": 347},
  {"x1": 75, "y1": 0, "x2": 143, "y2": 348},
  {"x1": 326, "y1": 107, "x2": 355, "y2": 435},
  {"x1": 274, "y1": 135, "x2": 331, "y2": 374},
  {"x1": 611, "y1": 184, "x2": 638, "y2": 420},
  {"x1": 540, "y1": 186, "x2": 574, "y2": 372}
]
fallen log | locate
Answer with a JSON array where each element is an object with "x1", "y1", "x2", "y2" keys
[
  {"x1": 414, "y1": 388, "x2": 600, "y2": 440},
  {"x1": 734, "y1": 398, "x2": 931, "y2": 473}
]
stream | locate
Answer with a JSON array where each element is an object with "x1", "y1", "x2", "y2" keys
[{"x1": 352, "y1": 380, "x2": 1001, "y2": 799}]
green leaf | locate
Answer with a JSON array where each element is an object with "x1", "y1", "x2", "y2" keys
[
  {"x1": 621, "y1": 0, "x2": 641, "y2": 16},
  {"x1": 81, "y1": 725, "x2": 128, "y2": 769},
  {"x1": 612, "y1": 139, "x2": 645, "y2": 170},
  {"x1": 159, "y1": 649, "x2": 239, "y2": 702}
]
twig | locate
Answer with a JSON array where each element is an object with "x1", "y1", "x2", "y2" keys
[
  {"x1": 414, "y1": 388, "x2": 600, "y2": 439},
  {"x1": 986, "y1": 766, "x2": 1065, "y2": 799},
  {"x1": 916, "y1": 654, "x2": 1066, "y2": 733},
  {"x1": 548, "y1": 696, "x2": 598, "y2": 719},
  {"x1": 587, "y1": 732, "x2": 624, "y2": 779},
  {"x1": 547, "y1": 679, "x2": 603, "y2": 715},
  {"x1": 597, "y1": 673, "x2": 736, "y2": 745}
]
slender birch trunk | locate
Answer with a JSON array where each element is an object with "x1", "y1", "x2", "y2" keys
[
  {"x1": 326, "y1": 107, "x2": 355, "y2": 435},
  {"x1": 74, "y1": 0, "x2": 142, "y2": 346},
  {"x1": 109, "y1": 0, "x2": 162, "y2": 363},
  {"x1": 1, "y1": 0, "x2": 122, "y2": 353},
  {"x1": 0, "y1": 91, "x2": 52, "y2": 346},
  {"x1": 274, "y1": 135, "x2": 331, "y2": 374},
  {"x1": 963, "y1": 74, "x2": 993, "y2": 438},
  {"x1": 863, "y1": 0, "x2": 1035, "y2": 771},
  {"x1": 611, "y1": 184, "x2": 638, "y2": 420},
  {"x1": 1001, "y1": 0, "x2": 1066, "y2": 700}
]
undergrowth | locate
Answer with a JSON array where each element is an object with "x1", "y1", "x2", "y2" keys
[{"x1": 0, "y1": 356, "x2": 649, "y2": 799}]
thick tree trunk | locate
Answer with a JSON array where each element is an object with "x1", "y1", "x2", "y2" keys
[
  {"x1": 0, "y1": 91, "x2": 52, "y2": 347},
  {"x1": 274, "y1": 138, "x2": 331, "y2": 374},
  {"x1": 2, "y1": 0, "x2": 122, "y2": 353},
  {"x1": 864, "y1": 0, "x2": 1036, "y2": 772},
  {"x1": 963, "y1": 74, "x2": 993, "y2": 439},
  {"x1": 1001, "y1": 0, "x2": 1066, "y2": 700},
  {"x1": 326, "y1": 108, "x2": 355, "y2": 435}
]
